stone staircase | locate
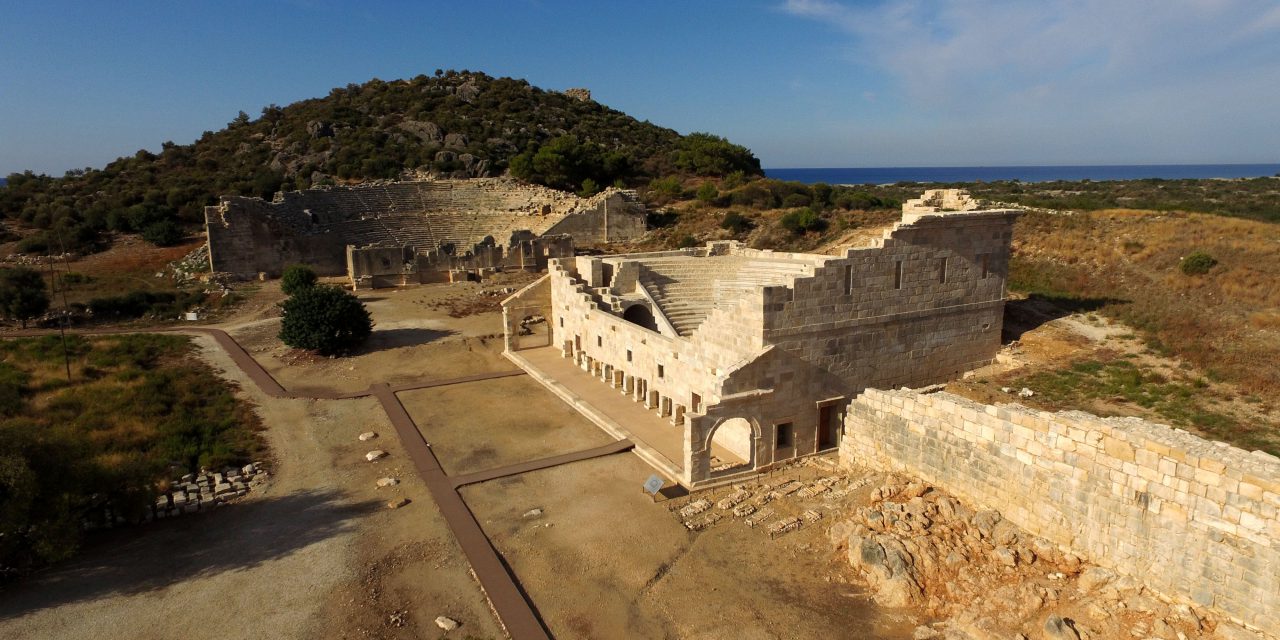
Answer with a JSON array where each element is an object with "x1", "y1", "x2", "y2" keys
[{"x1": 635, "y1": 257, "x2": 813, "y2": 336}]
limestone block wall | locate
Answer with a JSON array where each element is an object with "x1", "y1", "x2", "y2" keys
[
  {"x1": 841, "y1": 388, "x2": 1280, "y2": 636},
  {"x1": 205, "y1": 201, "x2": 348, "y2": 277},
  {"x1": 765, "y1": 211, "x2": 1016, "y2": 392},
  {"x1": 543, "y1": 192, "x2": 647, "y2": 244}
]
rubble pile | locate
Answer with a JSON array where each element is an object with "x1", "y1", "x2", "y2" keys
[{"x1": 831, "y1": 476, "x2": 1245, "y2": 640}]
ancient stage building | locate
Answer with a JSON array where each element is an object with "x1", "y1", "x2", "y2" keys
[
  {"x1": 503, "y1": 191, "x2": 1020, "y2": 487},
  {"x1": 203, "y1": 178, "x2": 648, "y2": 285}
]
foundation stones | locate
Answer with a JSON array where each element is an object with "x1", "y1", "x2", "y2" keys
[
  {"x1": 679, "y1": 499, "x2": 712, "y2": 519},
  {"x1": 138, "y1": 462, "x2": 268, "y2": 523}
]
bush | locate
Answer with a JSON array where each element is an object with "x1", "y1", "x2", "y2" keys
[
  {"x1": 1180, "y1": 251, "x2": 1217, "y2": 275},
  {"x1": 278, "y1": 285, "x2": 372, "y2": 355},
  {"x1": 280, "y1": 264, "x2": 318, "y2": 295},
  {"x1": 0, "y1": 268, "x2": 50, "y2": 328},
  {"x1": 720, "y1": 212, "x2": 753, "y2": 234},
  {"x1": 676, "y1": 235, "x2": 699, "y2": 249},
  {"x1": 779, "y1": 208, "x2": 827, "y2": 235},
  {"x1": 696, "y1": 182, "x2": 719, "y2": 203},
  {"x1": 782, "y1": 193, "x2": 812, "y2": 208},
  {"x1": 141, "y1": 220, "x2": 184, "y2": 246}
]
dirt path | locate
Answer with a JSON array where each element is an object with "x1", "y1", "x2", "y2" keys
[{"x1": 0, "y1": 280, "x2": 911, "y2": 640}]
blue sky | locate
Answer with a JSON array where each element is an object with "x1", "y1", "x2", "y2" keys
[{"x1": 2, "y1": 0, "x2": 1278, "y2": 175}]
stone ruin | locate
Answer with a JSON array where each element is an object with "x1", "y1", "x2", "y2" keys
[
  {"x1": 203, "y1": 177, "x2": 649, "y2": 286},
  {"x1": 504, "y1": 195, "x2": 1021, "y2": 487},
  {"x1": 902, "y1": 188, "x2": 981, "y2": 216}
]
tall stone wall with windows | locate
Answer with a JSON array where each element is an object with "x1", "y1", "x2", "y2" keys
[{"x1": 841, "y1": 387, "x2": 1280, "y2": 636}]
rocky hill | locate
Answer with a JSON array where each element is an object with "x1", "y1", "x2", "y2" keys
[{"x1": 0, "y1": 70, "x2": 761, "y2": 255}]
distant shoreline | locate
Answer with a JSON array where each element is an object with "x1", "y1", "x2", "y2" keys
[{"x1": 764, "y1": 164, "x2": 1280, "y2": 185}]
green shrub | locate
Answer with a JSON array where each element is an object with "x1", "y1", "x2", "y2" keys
[
  {"x1": 58, "y1": 272, "x2": 91, "y2": 287},
  {"x1": 779, "y1": 208, "x2": 827, "y2": 235},
  {"x1": 696, "y1": 182, "x2": 719, "y2": 203},
  {"x1": 676, "y1": 235, "x2": 699, "y2": 249},
  {"x1": 720, "y1": 212, "x2": 753, "y2": 234},
  {"x1": 280, "y1": 264, "x2": 318, "y2": 295},
  {"x1": 1180, "y1": 251, "x2": 1217, "y2": 275},
  {"x1": 782, "y1": 193, "x2": 811, "y2": 208},
  {"x1": 141, "y1": 220, "x2": 184, "y2": 246},
  {"x1": 0, "y1": 268, "x2": 50, "y2": 328},
  {"x1": 278, "y1": 285, "x2": 372, "y2": 354}
]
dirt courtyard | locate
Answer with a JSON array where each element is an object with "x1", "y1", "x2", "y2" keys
[{"x1": 0, "y1": 279, "x2": 916, "y2": 640}]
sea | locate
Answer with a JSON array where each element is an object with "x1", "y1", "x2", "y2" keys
[{"x1": 764, "y1": 164, "x2": 1280, "y2": 185}]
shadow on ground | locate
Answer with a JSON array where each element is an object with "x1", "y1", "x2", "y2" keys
[
  {"x1": 1002, "y1": 293, "x2": 1126, "y2": 343},
  {"x1": 358, "y1": 328, "x2": 455, "y2": 353},
  {"x1": 0, "y1": 489, "x2": 376, "y2": 619}
]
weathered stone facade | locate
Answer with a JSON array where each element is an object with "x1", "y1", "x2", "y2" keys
[
  {"x1": 203, "y1": 178, "x2": 647, "y2": 282},
  {"x1": 347, "y1": 234, "x2": 573, "y2": 289},
  {"x1": 505, "y1": 197, "x2": 1019, "y2": 487},
  {"x1": 840, "y1": 387, "x2": 1280, "y2": 637}
]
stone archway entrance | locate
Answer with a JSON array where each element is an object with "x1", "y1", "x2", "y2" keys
[
  {"x1": 622, "y1": 304, "x2": 658, "y2": 332},
  {"x1": 708, "y1": 417, "x2": 754, "y2": 474},
  {"x1": 516, "y1": 313, "x2": 550, "y2": 350}
]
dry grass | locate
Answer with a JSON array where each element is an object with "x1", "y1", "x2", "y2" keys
[{"x1": 1011, "y1": 208, "x2": 1280, "y2": 400}]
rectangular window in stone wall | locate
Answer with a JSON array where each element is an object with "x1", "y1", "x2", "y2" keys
[
  {"x1": 938, "y1": 257, "x2": 947, "y2": 284},
  {"x1": 844, "y1": 264, "x2": 854, "y2": 295},
  {"x1": 597, "y1": 335, "x2": 603, "y2": 347},
  {"x1": 627, "y1": 349, "x2": 633, "y2": 362},
  {"x1": 893, "y1": 260, "x2": 903, "y2": 290},
  {"x1": 657, "y1": 364, "x2": 665, "y2": 379},
  {"x1": 775, "y1": 422, "x2": 794, "y2": 448},
  {"x1": 980, "y1": 253, "x2": 990, "y2": 279}
]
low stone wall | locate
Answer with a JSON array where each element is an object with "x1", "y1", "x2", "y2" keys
[{"x1": 840, "y1": 388, "x2": 1280, "y2": 637}]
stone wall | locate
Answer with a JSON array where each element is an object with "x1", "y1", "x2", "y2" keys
[
  {"x1": 543, "y1": 191, "x2": 647, "y2": 244},
  {"x1": 764, "y1": 210, "x2": 1016, "y2": 391},
  {"x1": 205, "y1": 198, "x2": 348, "y2": 277},
  {"x1": 840, "y1": 388, "x2": 1280, "y2": 636},
  {"x1": 205, "y1": 179, "x2": 648, "y2": 279}
]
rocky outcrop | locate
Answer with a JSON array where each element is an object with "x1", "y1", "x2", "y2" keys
[{"x1": 832, "y1": 476, "x2": 1255, "y2": 640}]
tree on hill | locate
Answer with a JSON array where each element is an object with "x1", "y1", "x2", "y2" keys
[
  {"x1": 672, "y1": 133, "x2": 762, "y2": 177},
  {"x1": 0, "y1": 268, "x2": 50, "y2": 328},
  {"x1": 278, "y1": 285, "x2": 372, "y2": 355},
  {"x1": 280, "y1": 264, "x2": 318, "y2": 295}
]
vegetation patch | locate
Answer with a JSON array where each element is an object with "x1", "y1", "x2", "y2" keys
[
  {"x1": 1003, "y1": 356, "x2": 1275, "y2": 455},
  {"x1": 0, "y1": 333, "x2": 266, "y2": 572}
]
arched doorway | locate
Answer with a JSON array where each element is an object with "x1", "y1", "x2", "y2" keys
[
  {"x1": 516, "y1": 313, "x2": 550, "y2": 349},
  {"x1": 708, "y1": 417, "x2": 754, "y2": 474},
  {"x1": 622, "y1": 304, "x2": 658, "y2": 332}
]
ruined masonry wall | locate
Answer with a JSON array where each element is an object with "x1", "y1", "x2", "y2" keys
[{"x1": 840, "y1": 388, "x2": 1280, "y2": 636}]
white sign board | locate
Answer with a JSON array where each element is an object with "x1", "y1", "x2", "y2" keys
[{"x1": 642, "y1": 474, "x2": 664, "y2": 496}]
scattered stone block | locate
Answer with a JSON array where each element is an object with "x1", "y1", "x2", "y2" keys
[
  {"x1": 679, "y1": 499, "x2": 711, "y2": 518},
  {"x1": 387, "y1": 497, "x2": 410, "y2": 509},
  {"x1": 365, "y1": 450, "x2": 388, "y2": 462},
  {"x1": 522, "y1": 508, "x2": 543, "y2": 518},
  {"x1": 358, "y1": 431, "x2": 378, "y2": 441},
  {"x1": 376, "y1": 477, "x2": 400, "y2": 488},
  {"x1": 434, "y1": 616, "x2": 459, "y2": 631}
]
